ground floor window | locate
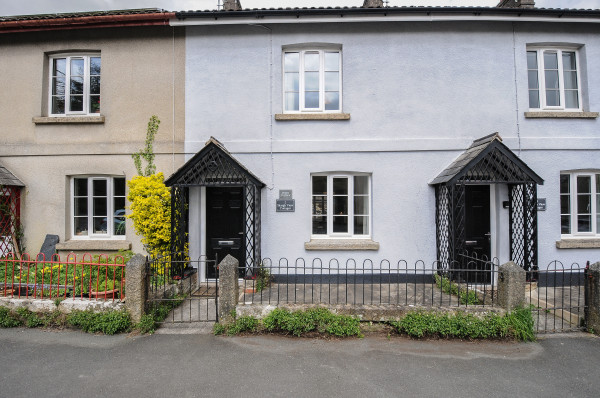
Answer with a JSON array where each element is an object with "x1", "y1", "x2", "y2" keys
[
  {"x1": 560, "y1": 172, "x2": 600, "y2": 235},
  {"x1": 72, "y1": 176, "x2": 126, "y2": 238},
  {"x1": 311, "y1": 173, "x2": 370, "y2": 237}
]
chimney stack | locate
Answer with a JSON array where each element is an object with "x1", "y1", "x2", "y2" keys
[
  {"x1": 363, "y1": 0, "x2": 384, "y2": 8},
  {"x1": 222, "y1": 0, "x2": 242, "y2": 11},
  {"x1": 497, "y1": 0, "x2": 535, "y2": 8}
]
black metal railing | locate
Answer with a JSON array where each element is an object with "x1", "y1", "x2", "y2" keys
[
  {"x1": 526, "y1": 261, "x2": 586, "y2": 333},
  {"x1": 146, "y1": 253, "x2": 218, "y2": 323},
  {"x1": 239, "y1": 257, "x2": 499, "y2": 308}
]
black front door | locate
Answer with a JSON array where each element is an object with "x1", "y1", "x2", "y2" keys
[
  {"x1": 464, "y1": 185, "x2": 491, "y2": 259},
  {"x1": 464, "y1": 185, "x2": 491, "y2": 282},
  {"x1": 206, "y1": 187, "x2": 245, "y2": 278}
]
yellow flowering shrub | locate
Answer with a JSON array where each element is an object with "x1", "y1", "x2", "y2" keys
[{"x1": 127, "y1": 173, "x2": 171, "y2": 259}]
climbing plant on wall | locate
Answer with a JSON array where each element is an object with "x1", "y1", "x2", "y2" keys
[{"x1": 127, "y1": 116, "x2": 171, "y2": 258}]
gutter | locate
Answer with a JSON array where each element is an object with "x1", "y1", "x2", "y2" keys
[
  {"x1": 0, "y1": 12, "x2": 175, "y2": 33},
  {"x1": 176, "y1": 7, "x2": 600, "y2": 19},
  {"x1": 173, "y1": 7, "x2": 600, "y2": 25}
]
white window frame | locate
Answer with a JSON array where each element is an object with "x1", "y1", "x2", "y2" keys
[
  {"x1": 311, "y1": 173, "x2": 371, "y2": 239},
  {"x1": 560, "y1": 171, "x2": 599, "y2": 237},
  {"x1": 527, "y1": 47, "x2": 582, "y2": 111},
  {"x1": 48, "y1": 53, "x2": 101, "y2": 116},
  {"x1": 283, "y1": 47, "x2": 342, "y2": 113},
  {"x1": 70, "y1": 176, "x2": 126, "y2": 240}
]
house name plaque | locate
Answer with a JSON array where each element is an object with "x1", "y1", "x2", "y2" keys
[
  {"x1": 537, "y1": 198, "x2": 546, "y2": 211},
  {"x1": 276, "y1": 199, "x2": 295, "y2": 212},
  {"x1": 279, "y1": 190, "x2": 293, "y2": 200}
]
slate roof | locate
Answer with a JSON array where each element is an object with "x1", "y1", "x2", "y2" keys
[
  {"x1": 0, "y1": 9, "x2": 166, "y2": 21},
  {"x1": 0, "y1": 164, "x2": 24, "y2": 187},
  {"x1": 165, "y1": 137, "x2": 265, "y2": 187},
  {"x1": 430, "y1": 133, "x2": 543, "y2": 186}
]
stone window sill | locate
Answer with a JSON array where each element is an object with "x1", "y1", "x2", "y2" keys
[
  {"x1": 56, "y1": 240, "x2": 131, "y2": 251},
  {"x1": 556, "y1": 238, "x2": 600, "y2": 249},
  {"x1": 275, "y1": 113, "x2": 350, "y2": 121},
  {"x1": 524, "y1": 111, "x2": 598, "y2": 119},
  {"x1": 305, "y1": 239, "x2": 379, "y2": 251},
  {"x1": 33, "y1": 115, "x2": 105, "y2": 124}
]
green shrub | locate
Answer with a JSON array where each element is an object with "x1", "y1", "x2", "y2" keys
[
  {"x1": 213, "y1": 322, "x2": 227, "y2": 336},
  {"x1": 263, "y1": 308, "x2": 362, "y2": 337},
  {"x1": 0, "y1": 306, "x2": 21, "y2": 328},
  {"x1": 434, "y1": 274, "x2": 480, "y2": 305},
  {"x1": 42, "y1": 310, "x2": 66, "y2": 327},
  {"x1": 133, "y1": 296, "x2": 184, "y2": 334},
  {"x1": 389, "y1": 307, "x2": 535, "y2": 341},
  {"x1": 226, "y1": 316, "x2": 259, "y2": 336},
  {"x1": 16, "y1": 307, "x2": 44, "y2": 328},
  {"x1": 504, "y1": 306, "x2": 536, "y2": 341},
  {"x1": 254, "y1": 265, "x2": 273, "y2": 293},
  {"x1": 67, "y1": 310, "x2": 132, "y2": 335},
  {"x1": 136, "y1": 314, "x2": 157, "y2": 334}
]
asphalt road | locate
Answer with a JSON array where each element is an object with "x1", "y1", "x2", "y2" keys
[{"x1": 0, "y1": 328, "x2": 598, "y2": 398}]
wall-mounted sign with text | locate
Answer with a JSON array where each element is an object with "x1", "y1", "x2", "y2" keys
[
  {"x1": 279, "y1": 190, "x2": 293, "y2": 200},
  {"x1": 276, "y1": 199, "x2": 295, "y2": 212},
  {"x1": 537, "y1": 198, "x2": 546, "y2": 211}
]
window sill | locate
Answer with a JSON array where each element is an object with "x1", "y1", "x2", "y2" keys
[
  {"x1": 33, "y1": 115, "x2": 105, "y2": 124},
  {"x1": 556, "y1": 238, "x2": 600, "y2": 249},
  {"x1": 275, "y1": 113, "x2": 350, "y2": 121},
  {"x1": 304, "y1": 239, "x2": 379, "y2": 251},
  {"x1": 524, "y1": 111, "x2": 598, "y2": 119},
  {"x1": 56, "y1": 240, "x2": 131, "y2": 251}
]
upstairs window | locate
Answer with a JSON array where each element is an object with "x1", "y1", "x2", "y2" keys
[
  {"x1": 527, "y1": 48, "x2": 581, "y2": 111},
  {"x1": 49, "y1": 54, "x2": 101, "y2": 116},
  {"x1": 283, "y1": 48, "x2": 341, "y2": 113},
  {"x1": 312, "y1": 174, "x2": 370, "y2": 238},
  {"x1": 560, "y1": 172, "x2": 600, "y2": 236},
  {"x1": 72, "y1": 176, "x2": 125, "y2": 238}
]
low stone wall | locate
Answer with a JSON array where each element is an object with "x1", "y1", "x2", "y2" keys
[
  {"x1": 236, "y1": 303, "x2": 506, "y2": 322},
  {"x1": 0, "y1": 297, "x2": 124, "y2": 313}
]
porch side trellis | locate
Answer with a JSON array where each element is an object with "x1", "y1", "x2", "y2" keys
[
  {"x1": 165, "y1": 137, "x2": 265, "y2": 272},
  {"x1": 431, "y1": 133, "x2": 544, "y2": 271},
  {"x1": 0, "y1": 164, "x2": 25, "y2": 258}
]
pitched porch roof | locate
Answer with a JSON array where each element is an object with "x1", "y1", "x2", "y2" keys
[
  {"x1": 0, "y1": 164, "x2": 24, "y2": 187},
  {"x1": 165, "y1": 137, "x2": 265, "y2": 187},
  {"x1": 430, "y1": 133, "x2": 544, "y2": 186}
]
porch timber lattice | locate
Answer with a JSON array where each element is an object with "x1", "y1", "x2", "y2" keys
[
  {"x1": 165, "y1": 137, "x2": 265, "y2": 272},
  {"x1": 431, "y1": 133, "x2": 544, "y2": 271},
  {"x1": 0, "y1": 164, "x2": 24, "y2": 257}
]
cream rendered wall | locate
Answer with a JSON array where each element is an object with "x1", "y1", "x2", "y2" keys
[{"x1": 0, "y1": 26, "x2": 186, "y2": 255}]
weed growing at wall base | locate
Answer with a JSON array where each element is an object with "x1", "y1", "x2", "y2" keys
[
  {"x1": 389, "y1": 306, "x2": 535, "y2": 341},
  {"x1": 66, "y1": 310, "x2": 132, "y2": 335},
  {"x1": 136, "y1": 296, "x2": 185, "y2": 334},
  {"x1": 434, "y1": 274, "x2": 480, "y2": 305},
  {"x1": 214, "y1": 308, "x2": 363, "y2": 337},
  {"x1": 0, "y1": 306, "x2": 133, "y2": 335},
  {"x1": 0, "y1": 306, "x2": 20, "y2": 327}
]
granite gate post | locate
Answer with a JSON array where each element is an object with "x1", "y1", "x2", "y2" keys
[
  {"x1": 586, "y1": 262, "x2": 600, "y2": 334},
  {"x1": 217, "y1": 254, "x2": 239, "y2": 323},
  {"x1": 125, "y1": 254, "x2": 147, "y2": 324},
  {"x1": 497, "y1": 261, "x2": 526, "y2": 311}
]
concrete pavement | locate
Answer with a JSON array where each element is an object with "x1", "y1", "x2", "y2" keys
[{"x1": 0, "y1": 328, "x2": 598, "y2": 397}]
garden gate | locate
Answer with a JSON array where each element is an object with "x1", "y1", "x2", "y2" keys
[
  {"x1": 146, "y1": 254, "x2": 218, "y2": 323},
  {"x1": 527, "y1": 262, "x2": 588, "y2": 333}
]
